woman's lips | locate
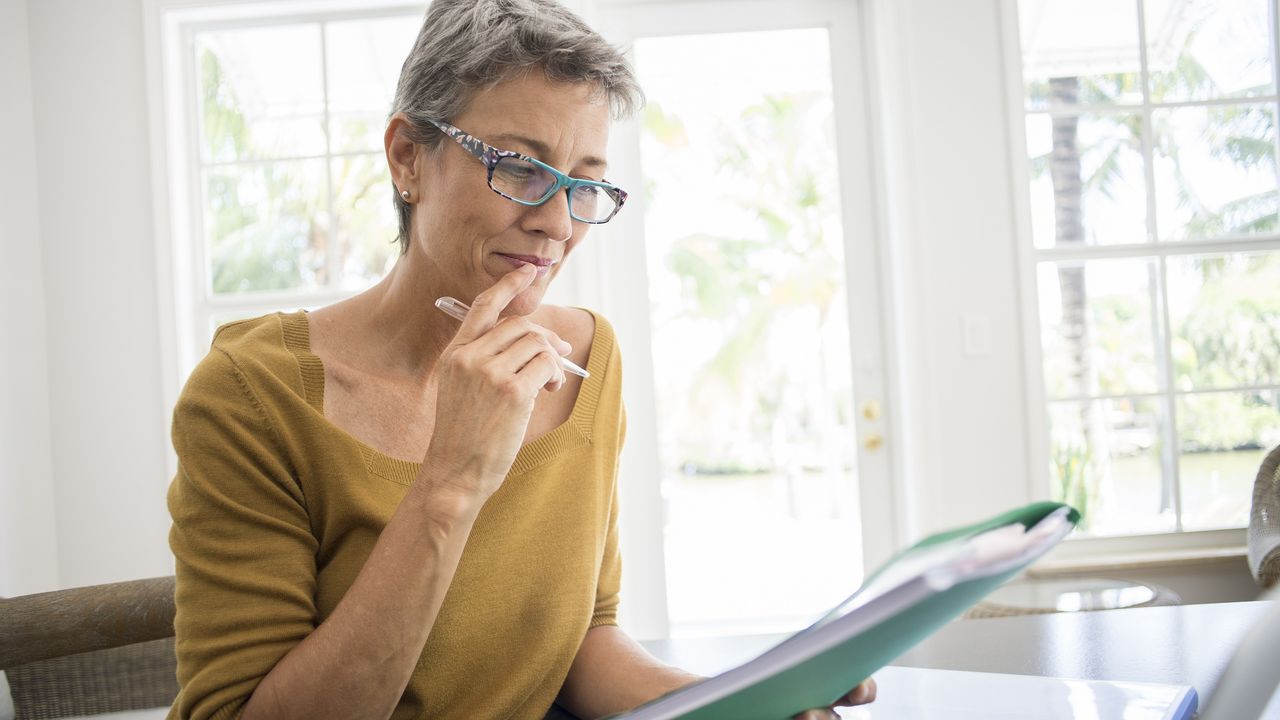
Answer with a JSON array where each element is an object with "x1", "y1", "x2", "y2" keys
[{"x1": 496, "y1": 253, "x2": 556, "y2": 276}]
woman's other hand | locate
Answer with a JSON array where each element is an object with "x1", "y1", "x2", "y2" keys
[
  {"x1": 424, "y1": 264, "x2": 572, "y2": 499},
  {"x1": 791, "y1": 678, "x2": 878, "y2": 719}
]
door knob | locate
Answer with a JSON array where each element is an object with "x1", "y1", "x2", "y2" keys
[{"x1": 862, "y1": 400, "x2": 881, "y2": 421}]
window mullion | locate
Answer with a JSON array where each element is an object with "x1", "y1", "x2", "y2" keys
[
  {"x1": 1033, "y1": 234, "x2": 1280, "y2": 262},
  {"x1": 320, "y1": 21, "x2": 341, "y2": 292},
  {"x1": 202, "y1": 149, "x2": 379, "y2": 170},
  {"x1": 1035, "y1": 95, "x2": 1280, "y2": 117},
  {"x1": 186, "y1": 24, "x2": 214, "y2": 378},
  {"x1": 1153, "y1": 256, "x2": 1183, "y2": 530},
  {"x1": 1271, "y1": 0, "x2": 1280, "y2": 229},
  {"x1": 1135, "y1": 0, "x2": 1158, "y2": 245},
  {"x1": 1137, "y1": 0, "x2": 1183, "y2": 530}
]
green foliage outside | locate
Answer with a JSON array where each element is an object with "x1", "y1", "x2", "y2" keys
[
  {"x1": 1031, "y1": 26, "x2": 1280, "y2": 528},
  {"x1": 199, "y1": 44, "x2": 396, "y2": 297},
  {"x1": 643, "y1": 94, "x2": 851, "y2": 475}
]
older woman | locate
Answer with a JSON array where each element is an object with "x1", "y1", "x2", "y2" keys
[{"x1": 167, "y1": 1, "x2": 874, "y2": 719}]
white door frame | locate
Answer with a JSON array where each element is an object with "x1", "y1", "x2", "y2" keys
[{"x1": 573, "y1": 0, "x2": 903, "y2": 640}]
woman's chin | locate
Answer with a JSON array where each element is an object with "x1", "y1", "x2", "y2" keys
[{"x1": 500, "y1": 286, "x2": 547, "y2": 317}]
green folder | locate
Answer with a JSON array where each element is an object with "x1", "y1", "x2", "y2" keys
[{"x1": 610, "y1": 501, "x2": 1081, "y2": 720}]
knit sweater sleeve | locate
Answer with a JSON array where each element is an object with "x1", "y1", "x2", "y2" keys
[
  {"x1": 590, "y1": 335, "x2": 625, "y2": 629},
  {"x1": 590, "y1": 481, "x2": 622, "y2": 628},
  {"x1": 167, "y1": 347, "x2": 319, "y2": 720}
]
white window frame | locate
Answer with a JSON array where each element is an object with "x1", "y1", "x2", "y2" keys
[
  {"x1": 999, "y1": 0, "x2": 1277, "y2": 557},
  {"x1": 145, "y1": 0, "x2": 426, "y2": 480}
]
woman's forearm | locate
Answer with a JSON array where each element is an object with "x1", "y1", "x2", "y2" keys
[
  {"x1": 241, "y1": 471, "x2": 485, "y2": 720},
  {"x1": 558, "y1": 625, "x2": 703, "y2": 719}
]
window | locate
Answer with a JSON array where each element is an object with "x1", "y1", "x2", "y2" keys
[
  {"x1": 167, "y1": 5, "x2": 422, "y2": 375},
  {"x1": 1015, "y1": 0, "x2": 1280, "y2": 535},
  {"x1": 634, "y1": 28, "x2": 864, "y2": 636}
]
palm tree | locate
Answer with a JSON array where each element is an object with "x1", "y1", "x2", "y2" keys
[{"x1": 1033, "y1": 25, "x2": 1277, "y2": 522}]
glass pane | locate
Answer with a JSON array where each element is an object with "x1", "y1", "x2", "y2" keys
[
  {"x1": 325, "y1": 15, "x2": 422, "y2": 153},
  {"x1": 1153, "y1": 105, "x2": 1279, "y2": 240},
  {"x1": 196, "y1": 25, "x2": 326, "y2": 162},
  {"x1": 331, "y1": 154, "x2": 399, "y2": 290},
  {"x1": 1179, "y1": 391, "x2": 1279, "y2": 530},
  {"x1": 1048, "y1": 398, "x2": 1174, "y2": 535},
  {"x1": 205, "y1": 159, "x2": 330, "y2": 294},
  {"x1": 1019, "y1": 0, "x2": 1143, "y2": 110},
  {"x1": 1025, "y1": 112, "x2": 1148, "y2": 248},
  {"x1": 1168, "y1": 252, "x2": 1280, "y2": 389},
  {"x1": 1038, "y1": 259, "x2": 1161, "y2": 399},
  {"x1": 635, "y1": 29, "x2": 862, "y2": 636},
  {"x1": 1146, "y1": 0, "x2": 1274, "y2": 102}
]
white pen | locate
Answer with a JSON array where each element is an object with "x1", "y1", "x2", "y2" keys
[{"x1": 434, "y1": 296, "x2": 590, "y2": 379}]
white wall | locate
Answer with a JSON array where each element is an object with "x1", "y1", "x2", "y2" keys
[
  {"x1": 0, "y1": 0, "x2": 59, "y2": 598},
  {"x1": 21, "y1": 0, "x2": 174, "y2": 590},
  {"x1": 873, "y1": 0, "x2": 1036, "y2": 538}
]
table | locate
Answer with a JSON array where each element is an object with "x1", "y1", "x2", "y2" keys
[{"x1": 642, "y1": 602, "x2": 1274, "y2": 713}]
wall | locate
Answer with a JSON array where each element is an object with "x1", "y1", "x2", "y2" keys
[
  {"x1": 23, "y1": 0, "x2": 174, "y2": 589},
  {"x1": 0, "y1": 0, "x2": 59, "y2": 598},
  {"x1": 871, "y1": 0, "x2": 1036, "y2": 537}
]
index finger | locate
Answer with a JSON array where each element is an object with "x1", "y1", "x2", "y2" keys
[{"x1": 452, "y1": 264, "x2": 537, "y2": 344}]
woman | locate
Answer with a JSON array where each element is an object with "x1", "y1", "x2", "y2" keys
[{"x1": 167, "y1": 1, "x2": 875, "y2": 718}]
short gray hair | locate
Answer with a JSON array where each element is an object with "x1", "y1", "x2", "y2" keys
[{"x1": 389, "y1": 0, "x2": 644, "y2": 252}]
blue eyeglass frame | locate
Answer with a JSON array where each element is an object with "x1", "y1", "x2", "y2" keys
[{"x1": 428, "y1": 119, "x2": 628, "y2": 224}]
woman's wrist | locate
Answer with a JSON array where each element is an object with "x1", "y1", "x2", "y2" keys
[{"x1": 405, "y1": 465, "x2": 489, "y2": 531}]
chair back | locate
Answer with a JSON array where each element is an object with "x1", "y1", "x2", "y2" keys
[
  {"x1": 1248, "y1": 444, "x2": 1280, "y2": 589},
  {"x1": 0, "y1": 576, "x2": 177, "y2": 719}
]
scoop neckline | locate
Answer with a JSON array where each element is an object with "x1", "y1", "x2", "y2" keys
[{"x1": 277, "y1": 309, "x2": 610, "y2": 485}]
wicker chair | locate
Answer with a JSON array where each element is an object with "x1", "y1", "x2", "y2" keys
[
  {"x1": 0, "y1": 576, "x2": 177, "y2": 719},
  {"x1": 0, "y1": 576, "x2": 582, "y2": 720},
  {"x1": 1248, "y1": 444, "x2": 1280, "y2": 589}
]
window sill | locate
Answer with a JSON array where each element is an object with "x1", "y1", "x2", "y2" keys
[
  {"x1": 1027, "y1": 526, "x2": 1249, "y2": 577},
  {"x1": 1029, "y1": 544, "x2": 1248, "y2": 577}
]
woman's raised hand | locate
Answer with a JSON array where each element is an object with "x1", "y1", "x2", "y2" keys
[{"x1": 423, "y1": 264, "x2": 571, "y2": 500}]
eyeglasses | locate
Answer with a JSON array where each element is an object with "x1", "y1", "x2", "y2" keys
[{"x1": 429, "y1": 119, "x2": 627, "y2": 224}]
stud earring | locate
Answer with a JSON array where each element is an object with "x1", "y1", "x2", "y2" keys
[{"x1": 400, "y1": 189, "x2": 411, "y2": 201}]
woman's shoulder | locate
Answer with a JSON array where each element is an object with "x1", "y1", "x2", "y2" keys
[
  {"x1": 183, "y1": 311, "x2": 310, "y2": 400},
  {"x1": 210, "y1": 310, "x2": 302, "y2": 351},
  {"x1": 532, "y1": 305, "x2": 617, "y2": 369}
]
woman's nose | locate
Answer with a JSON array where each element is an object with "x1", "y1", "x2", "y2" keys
[{"x1": 523, "y1": 188, "x2": 574, "y2": 242}]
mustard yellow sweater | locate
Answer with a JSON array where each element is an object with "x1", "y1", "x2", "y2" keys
[{"x1": 167, "y1": 310, "x2": 624, "y2": 720}]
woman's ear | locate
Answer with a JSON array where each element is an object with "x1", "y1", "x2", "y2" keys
[{"x1": 385, "y1": 112, "x2": 422, "y2": 194}]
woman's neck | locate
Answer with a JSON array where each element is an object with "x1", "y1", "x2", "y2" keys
[{"x1": 316, "y1": 251, "x2": 457, "y2": 383}]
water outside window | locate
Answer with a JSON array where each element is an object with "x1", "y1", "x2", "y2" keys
[{"x1": 634, "y1": 29, "x2": 863, "y2": 637}]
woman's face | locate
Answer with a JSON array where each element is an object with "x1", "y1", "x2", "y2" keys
[{"x1": 408, "y1": 73, "x2": 613, "y2": 317}]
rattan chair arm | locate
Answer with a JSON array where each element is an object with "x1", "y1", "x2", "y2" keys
[{"x1": 0, "y1": 575, "x2": 175, "y2": 670}]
